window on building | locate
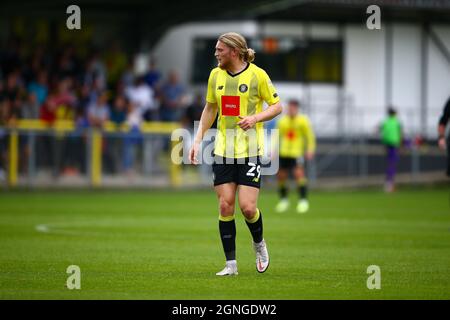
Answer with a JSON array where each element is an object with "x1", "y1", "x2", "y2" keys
[{"x1": 191, "y1": 37, "x2": 343, "y2": 84}]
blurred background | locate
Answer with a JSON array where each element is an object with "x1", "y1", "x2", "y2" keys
[{"x1": 0, "y1": 0, "x2": 449, "y2": 189}]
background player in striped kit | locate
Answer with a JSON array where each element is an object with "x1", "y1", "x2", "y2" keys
[{"x1": 275, "y1": 99, "x2": 316, "y2": 214}]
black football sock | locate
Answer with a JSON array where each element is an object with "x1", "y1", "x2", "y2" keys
[
  {"x1": 245, "y1": 208, "x2": 263, "y2": 244},
  {"x1": 298, "y1": 186, "x2": 308, "y2": 199},
  {"x1": 298, "y1": 178, "x2": 308, "y2": 200},
  {"x1": 278, "y1": 181, "x2": 288, "y2": 199},
  {"x1": 219, "y1": 216, "x2": 236, "y2": 261}
]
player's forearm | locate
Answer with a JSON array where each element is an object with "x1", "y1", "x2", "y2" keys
[
  {"x1": 254, "y1": 102, "x2": 282, "y2": 123},
  {"x1": 307, "y1": 142, "x2": 316, "y2": 154},
  {"x1": 307, "y1": 137, "x2": 316, "y2": 154},
  {"x1": 438, "y1": 124, "x2": 446, "y2": 138},
  {"x1": 194, "y1": 103, "x2": 217, "y2": 143}
]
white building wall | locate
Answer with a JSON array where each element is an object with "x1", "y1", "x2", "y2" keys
[
  {"x1": 344, "y1": 24, "x2": 386, "y2": 135},
  {"x1": 153, "y1": 21, "x2": 259, "y2": 85},
  {"x1": 152, "y1": 21, "x2": 450, "y2": 138},
  {"x1": 388, "y1": 24, "x2": 421, "y2": 137},
  {"x1": 427, "y1": 24, "x2": 450, "y2": 137}
]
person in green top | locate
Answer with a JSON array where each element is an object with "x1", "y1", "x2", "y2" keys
[{"x1": 380, "y1": 107, "x2": 403, "y2": 192}]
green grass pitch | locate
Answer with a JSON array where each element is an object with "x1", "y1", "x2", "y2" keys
[{"x1": 0, "y1": 186, "x2": 449, "y2": 299}]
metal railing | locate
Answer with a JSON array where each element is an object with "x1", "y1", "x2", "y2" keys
[
  {"x1": 0, "y1": 120, "x2": 182, "y2": 188},
  {"x1": 0, "y1": 118, "x2": 447, "y2": 189}
]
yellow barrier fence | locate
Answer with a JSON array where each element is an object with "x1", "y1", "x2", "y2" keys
[{"x1": 2, "y1": 120, "x2": 182, "y2": 187}]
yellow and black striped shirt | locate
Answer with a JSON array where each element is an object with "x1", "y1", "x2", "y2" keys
[
  {"x1": 206, "y1": 63, "x2": 280, "y2": 158},
  {"x1": 276, "y1": 114, "x2": 316, "y2": 158}
]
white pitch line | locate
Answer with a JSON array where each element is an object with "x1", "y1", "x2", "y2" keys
[
  {"x1": 34, "y1": 219, "x2": 164, "y2": 237},
  {"x1": 34, "y1": 221, "x2": 127, "y2": 237},
  {"x1": 35, "y1": 224, "x2": 50, "y2": 233},
  {"x1": 34, "y1": 223, "x2": 89, "y2": 236}
]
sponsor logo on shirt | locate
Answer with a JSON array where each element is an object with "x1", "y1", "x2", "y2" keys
[{"x1": 221, "y1": 96, "x2": 240, "y2": 116}]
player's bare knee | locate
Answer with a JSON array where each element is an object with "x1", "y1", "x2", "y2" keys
[
  {"x1": 240, "y1": 205, "x2": 257, "y2": 220},
  {"x1": 219, "y1": 199, "x2": 234, "y2": 216},
  {"x1": 278, "y1": 170, "x2": 288, "y2": 180},
  {"x1": 294, "y1": 168, "x2": 304, "y2": 180}
]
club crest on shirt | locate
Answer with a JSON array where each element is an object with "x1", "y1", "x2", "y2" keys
[{"x1": 239, "y1": 84, "x2": 248, "y2": 93}]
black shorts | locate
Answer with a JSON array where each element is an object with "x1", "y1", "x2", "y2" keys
[
  {"x1": 212, "y1": 156, "x2": 261, "y2": 188},
  {"x1": 279, "y1": 157, "x2": 304, "y2": 170}
]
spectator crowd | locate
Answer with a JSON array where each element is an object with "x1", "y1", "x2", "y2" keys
[
  {"x1": 0, "y1": 37, "x2": 204, "y2": 178},
  {"x1": 0, "y1": 38, "x2": 193, "y2": 128}
]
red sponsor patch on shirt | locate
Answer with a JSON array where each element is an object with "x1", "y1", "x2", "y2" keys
[
  {"x1": 221, "y1": 95, "x2": 240, "y2": 116},
  {"x1": 286, "y1": 129, "x2": 296, "y2": 140}
]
